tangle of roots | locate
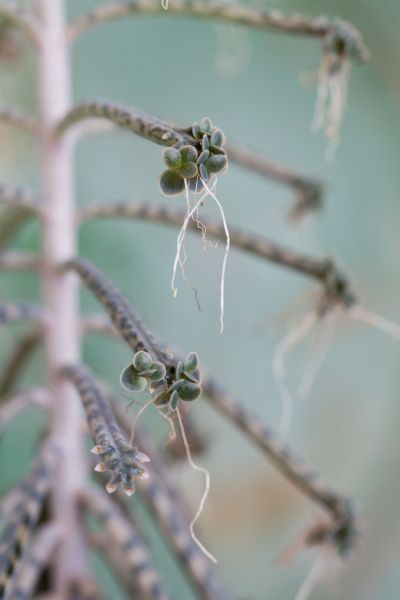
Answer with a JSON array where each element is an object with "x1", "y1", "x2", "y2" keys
[
  {"x1": 312, "y1": 53, "x2": 351, "y2": 161},
  {"x1": 171, "y1": 178, "x2": 230, "y2": 334},
  {"x1": 347, "y1": 304, "x2": 400, "y2": 339},
  {"x1": 176, "y1": 406, "x2": 217, "y2": 564}
]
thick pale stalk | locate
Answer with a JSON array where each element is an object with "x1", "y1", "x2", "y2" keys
[{"x1": 38, "y1": 0, "x2": 88, "y2": 593}]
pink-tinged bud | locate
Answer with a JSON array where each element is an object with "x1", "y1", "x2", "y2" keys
[
  {"x1": 137, "y1": 469, "x2": 149, "y2": 480},
  {"x1": 124, "y1": 485, "x2": 136, "y2": 497},
  {"x1": 90, "y1": 445, "x2": 102, "y2": 455},
  {"x1": 135, "y1": 450, "x2": 151, "y2": 463},
  {"x1": 94, "y1": 462, "x2": 105, "y2": 472},
  {"x1": 105, "y1": 481, "x2": 118, "y2": 494}
]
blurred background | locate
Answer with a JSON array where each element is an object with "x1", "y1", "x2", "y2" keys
[{"x1": 1, "y1": 0, "x2": 400, "y2": 597}]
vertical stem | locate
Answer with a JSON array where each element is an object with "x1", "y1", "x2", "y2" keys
[{"x1": 38, "y1": 0, "x2": 88, "y2": 593}]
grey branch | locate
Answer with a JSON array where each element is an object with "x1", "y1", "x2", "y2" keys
[
  {"x1": 56, "y1": 101, "x2": 190, "y2": 147},
  {"x1": 81, "y1": 485, "x2": 170, "y2": 600},
  {"x1": 0, "y1": 252, "x2": 41, "y2": 271},
  {"x1": 0, "y1": 303, "x2": 43, "y2": 325},
  {"x1": 0, "y1": 389, "x2": 49, "y2": 435},
  {"x1": 0, "y1": 330, "x2": 41, "y2": 398},
  {"x1": 0, "y1": 106, "x2": 37, "y2": 132},
  {"x1": 0, "y1": 2, "x2": 40, "y2": 46},
  {"x1": 78, "y1": 201, "x2": 353, "y2": 300},
  {"x1": 67, "y1": 0, "x2": 369, "y2": 66}
]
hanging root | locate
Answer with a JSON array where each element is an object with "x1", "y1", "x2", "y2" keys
[
  {"x1": 273, "y1": 311, "x2": 319, "y2": 434},
  {"x1": 157, "y1": 407, "x2": 177, "y2": 446},
  {"x1": 298, "y1": 308, "x2": 339, "y2": 399},
  {"x1": 176, "y1": 407, "x2": 217, "y2": 564},
  {"x1": 200, "y1": 178, "x2": 230, "y2": 334},
  {"x1": 346, "y1": 304, "x2": 400, "y2": 339},
  {"x1": 129, "y1": 397, "x2": 154, "y2": 445},
  {"x1": 294, "y1": 545, "x2": 337, "y2": 600}
]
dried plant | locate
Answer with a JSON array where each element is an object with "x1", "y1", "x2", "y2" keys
[{"x1": 0, "y1": 1, "x2": 375, "y2": 598}]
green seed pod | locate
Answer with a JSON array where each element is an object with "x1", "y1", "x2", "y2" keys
[
  {"x1": 120, "y1": 365, "x2": 148, "y2": 392},
  {"x1": 148, "y1": 361, "x2": 167, "y2": 382},
  {"x1": 133, "y1": 350, "x2": 153, "y2": 372},
  {"x1": 183, "y1": 351, "x2": 199, "y2": 373},
  {"x1": 199, "y1": 164, "x2": 208, "y2": 182},
  {"x1": 202, "y1": 134, "x2": 210, "y2": 151},
  {"x1": 197, "y1": 149, "x2": 209, "y2": 165},
  {"x1": 205, "y1": 154, "x2": 227, "y2": 174},
  {"x1": 180, "y1": 145, "x2": 198, "y2": 163},
  {"x1": 210, "y1": 129, "x2": 224, "y2": 147},
  {"x1": 159, "y1": 170, "x2": 185, "y2": 196},
  {"x1": 177, "y1": 380, "x2": 202, "y2": 401},
  {"x1": 192, "y1": 122, "x2": 201, "y2": 139},
  {"x1": 163, "y1": 147, "x2": 182, "y2": 169},
  {"x1": 177, "y1": 162, "x2": 198, "y2": 179},
  {"x1": 199, "y1": 117, "x2": 212, "y2": 133}
]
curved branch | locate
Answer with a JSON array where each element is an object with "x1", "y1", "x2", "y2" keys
[
  {"x1": 0, "y1": 388, "x2": 49, "y2": 434},
  {"x1": 0, "y1": 440, "x2": 60, "y2": 598},
  {"x1": 78, "y1": 202, "x2": 353, "y2": 298},
  {"x1": 0, "y1": 184, "x2": 40, "y2": 212},
  {"x1": 0, "y1": 2, "x2": 39, "y2": 47},
  {"x1": 0, "y1": 252, "x2": 41, "y2": 272},
  {"x1": 81, "y1": 486, "x2": 170, "y2": 600},
  {"x1": 225, "y1": 143, "x2": 324, "y2": 220},
  {"x1": 0, "y1": 303, "x2": 43, "y2": 325},
  {"x1": 67, "y1": 0, "x2": 369, "y2": 66},
  {"x1": 0, "y1": 106, "x2": 37, "y2": 133},
  {"x1": 0, "y1": 207, "x2": 36, "y2": 250},
  {"x1": 55, "y1": 101, "x2": 190, "y2": 147},
  {"x1": 61, "y1": 364, "x2": 151, "y2": 496},
  {"x1": 0, "y1": 330, "x2": 41, "y2": 398}
]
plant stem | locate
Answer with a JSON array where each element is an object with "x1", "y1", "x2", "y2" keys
[{"x1": 37, "y1": 0, "x2": 88, "y2": 593}]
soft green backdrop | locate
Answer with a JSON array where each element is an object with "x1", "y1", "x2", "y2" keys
[{"x1": 1, "y1": 0, "x2": 400, "y2": 598}]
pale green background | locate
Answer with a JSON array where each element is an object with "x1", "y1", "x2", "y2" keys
[{"x1": 1, "y1": 0, "x2": 400, "y2": 598}]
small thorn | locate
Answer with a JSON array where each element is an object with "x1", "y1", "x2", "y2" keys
[
  {"x1": 135, "y1": 450, "x2": 151, "y2": 463},
  {"x1": 105, "y1": 481, "x2": 118, "y2": 494},
  {"x1": 94, "y1": 463, "x2": 106, "y2": 472},
  {"x1": 90, "y1": 445, "x2": 102, "y2": 455},
  {"x1": 124, "y1": 486, "x2": 135, "y2": 497},
  {"x1": 137, "y1": 469, "x2": 149, "y2": 480}
]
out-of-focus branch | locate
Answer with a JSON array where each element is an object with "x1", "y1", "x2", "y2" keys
[
  {"x1": 0, "y1": 252, "x2": 41, "y2": 271},
  {"x1": 0, "y1": 106, "x2": 37, "y2": 132},
  {"x1": 0, "y1": 185, "x2": 40, "y2": 212},
  {"x1": 67, "y1": 0, "x2": 369, "y2": 69},
  {"x1": 0, "y1": 330, "x2": 41, "y2": 398},
  {"x1": 0, "y1": 2, "x2": 40, "y2": 46},
  {"x1": 0, "y1": 303, "x2": 43, "y2": 325},
  {"x1": 0, "y1": 388, "x2": 49, "y2": 434},
  {"x1": 80, "y1": 485, "x2": 170, "y2": 600}
]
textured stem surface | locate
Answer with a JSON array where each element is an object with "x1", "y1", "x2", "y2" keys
[{"x1": 37, "y1": 0, "x2": 88, "y2": 593}]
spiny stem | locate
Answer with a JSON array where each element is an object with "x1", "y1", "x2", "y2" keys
[
  {"x1": 61, "y1": 364, "x2": 150, "y2": 496},
  {"x1": 67, "y1": 0, "x2": 368, "y2": 64},
  {"x1": 201, "y1": 372, "x2": 354, "y2": 525},
  {"x1": 63, "y1": 257, "x2": 176, "y2": 378},
  {"x1": 78, "y1": 201, "x2": 350, "y2": 290},
  {"x1": 80, "y1": 485, "x2": 170, "y2": 600},
  {"x1": 111, "y1": 399, "x2": 229, "y2": 600},
  {"x1": 11, "y1": 524, "x2": 62, "y2": 600},
  {"x1": 0, "y1": 439, "x2": 60, "y2": 598},
  {"x1": 55, "y1": 101, "x2": 190, "y2": 146}
]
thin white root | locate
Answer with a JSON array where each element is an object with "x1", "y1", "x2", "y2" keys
[
  {"x1": 176, "y1": 406, "x2": 217, "y2": 564},
  {"x1": 298, "y1": 309, "x2": 339, "y2": 399},
  {"x1": 273, "y1": 311, "x2": 318, "y2": 434},
  {"x1": 157, "y1": 407, "x2": 177, "y2": 446},
  {"x1": 201, "y1": 179, "x2": 230, "y2": 335},
  {"x1": 161, "y1": 0, "x2": 169, "y2": 9},
  {"x1": 312, "y1": 53, "x2": 351, "y2": 161},
  {"x1": 294, "y1": 547, "x2": 332, "y2": 600},
  {"x1": 129, "y1": 397, "x2": 154, "y2": 445},
  {"x1": 171, "y1": 181, "x2": 216, "y2": 298},
  {"x1": 347, "y1": 305, "x2": 400, "y2": 339}
]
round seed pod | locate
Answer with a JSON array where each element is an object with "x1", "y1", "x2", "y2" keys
[
  {"x1": 199, "y1": 164, "x2": 208, "y2": 182},
  {"x1": 197, "y1": 149, "x2": 209, "y2": 165},
  {"x1": 210, "y1": 129, "x2": 224, "y2": 147},
  {"x1": 159, "y1": 170, "x2": 185, "y2": 196},
  {"x1": 177, "y1": 381, "x2": 202, "y2": 401},
  {"x1": 192, "y1": 122, "x2": 201, "y2": 139},
  {"x1": 133, "y1": 350, "x2": 153, "y2": 372},
  {"x1": 202, "y1": 134, "x2": 210, "y2": 151},
  {"x1": 183, "y1": 351, "x2": 199, "y2": 373},
  {"x1": 205, "y1": 154, "x2": 227, "y2": 174},
  {"x1": 180, "y1": 145, "x2": 198, "y2": 163},
  {"x1": 178, "y1": 162, "x2": 198, "y2": 179},
  {"x1": 163, "y1": 147, "x2": 182, "y2": 169},
  {"x1": 199, "y1": 117, "x2": 212, "y2": 133},
  {"x1": 120, "y1": 365, "x2": 147, "y2": 392},
  {"x1": 148, "y1": 361, "x2": 167, "y2": 382}
]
